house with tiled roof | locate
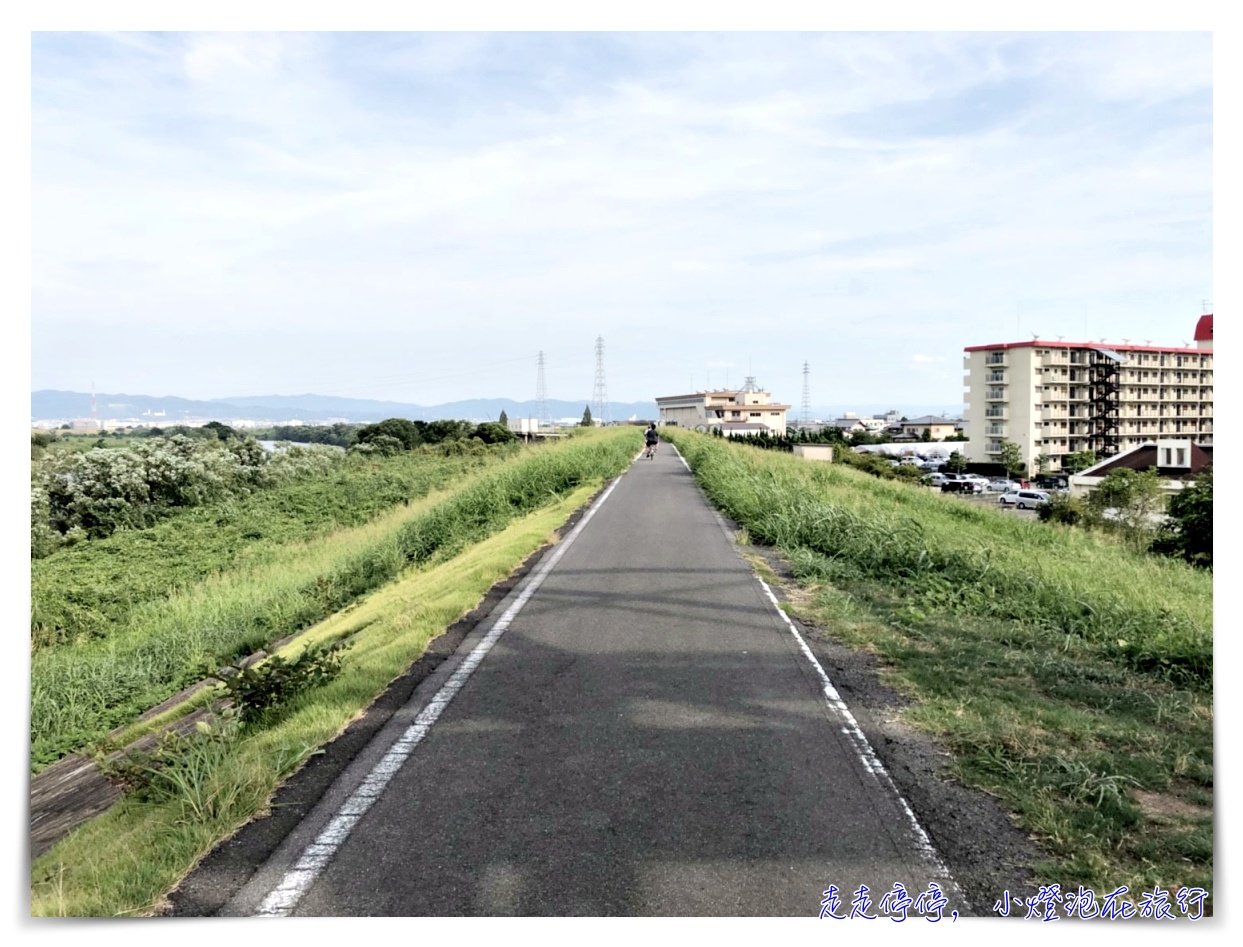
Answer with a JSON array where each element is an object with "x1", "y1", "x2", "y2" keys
[
  {"x1": 1068, "y1": 439, "x2": 1213, "y2": 500},
  {"x1": 898, "y1": 415, "x2": 959, "y2": 440}
]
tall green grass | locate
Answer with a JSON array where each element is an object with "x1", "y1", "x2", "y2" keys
[
  {"x1": 666, "y1": 431, "x2": 1211, "y2": 686},
  {"x1": 32, "y1": 447, "x2": 517, "y2": 649},
  {"x1": 31, "y1": 429, "x2": 641, "y2": 771}
]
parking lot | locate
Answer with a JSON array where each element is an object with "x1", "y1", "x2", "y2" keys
[{"x1": 931, "y1": 486, "x2": 1043, "y2": 516}]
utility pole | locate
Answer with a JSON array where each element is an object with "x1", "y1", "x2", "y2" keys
[{"x1": 592, "y1": 336, "x2": 609, "y2": 425}]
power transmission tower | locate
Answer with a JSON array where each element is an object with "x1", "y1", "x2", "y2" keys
[
  {"x1": 800, "y1": 361, "x2": 811, "y2": 425},
  {"x1": 592, "y1": 336, "x2": 609, "y2": 425},
  {"x1": 536, "y1": 351, "x2": 549, "y2": 429}
]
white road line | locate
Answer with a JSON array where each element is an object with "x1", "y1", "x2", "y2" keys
[
  {"x1": 253, "y1": 474, "x2": 626, "y2": 917},
  {"x1": 755, "y1": 578, "x2": 960, "y2": 891},
  {"x1": 674, "y1": 438, "x2": 967, "y2": 909}
]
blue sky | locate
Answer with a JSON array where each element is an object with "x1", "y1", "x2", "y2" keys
[{"x1": 29, "y1": 29, "x2": 1213, "y2": 412}]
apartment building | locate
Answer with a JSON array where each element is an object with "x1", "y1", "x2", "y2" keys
[
  {"x1": 963, "y1": 314, "x2": 1213, "y2": 471},
  {"x1": 656, "y1": 381, "x2": 790, "y2": 436}
]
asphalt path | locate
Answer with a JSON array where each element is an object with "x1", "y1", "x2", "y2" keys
[{"x1": 223, "y1": 444, "x2": 965, "y2": 917}]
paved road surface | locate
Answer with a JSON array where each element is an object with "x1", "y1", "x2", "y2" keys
[{"x1": 223, "y1": 444, "x2": 964, "y2": 917}]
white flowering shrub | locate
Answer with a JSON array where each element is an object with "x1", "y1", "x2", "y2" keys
[{"x1": 32, "y1": 436, "x2": 346, "y2": 555}]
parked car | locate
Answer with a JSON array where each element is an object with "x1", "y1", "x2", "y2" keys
[
  {"x1": 987, "y1": 478, "x2": 1018, "y2": 492},
  {"x1": 940, "y1": 475, "x2": 985, "y2": 494},
  {"x1": 1033, "y1": 477, "x2": 1069, "y2": 493},
  {"x1": 998, "y1": 489, "x2": 1051, "y2": 509},
  {"x1": 926, "y1": 473, "x2": 950, "y2": 487}
]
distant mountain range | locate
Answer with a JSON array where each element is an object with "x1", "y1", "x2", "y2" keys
[
  {"x1": 32, "y1": 390, "x2": 964, "y2": 426},
  {"x1": 31, "y1": 390, "x2": 662, "y2": 425}
]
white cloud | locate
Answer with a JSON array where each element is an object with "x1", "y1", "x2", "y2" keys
[{"x1": 30, "y1": 31, "x2": 1212, "y2": 406}]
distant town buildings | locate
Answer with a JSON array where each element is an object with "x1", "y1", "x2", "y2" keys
[
  {"x1": 656, "y1": 379, "x2": 790, "y2": 436},
  {"x1": 963, "y1": 314, "x2": 1213, "y2": 472}
]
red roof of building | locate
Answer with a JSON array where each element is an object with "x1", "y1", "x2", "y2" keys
[
  {"x1": 1194, "y1": 313, "x2": 1213, "y2": 342},
  {"x1": 963, "y1": 340, "x2": 1204, "y2": 354}
]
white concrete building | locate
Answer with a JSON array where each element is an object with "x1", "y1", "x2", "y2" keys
[
  {"x1": 963, "y1": 315, "x2": 1213, "y2": 472},
  {"x1": 656, "y1": 381, "x2": 790, "y2": 436}
]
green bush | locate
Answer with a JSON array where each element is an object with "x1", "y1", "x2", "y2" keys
[
  {"x1": 210, "y1": 641, "x2": 350, "y2": 725},
  {"x1": 1038, "y1": 492, "x2": 1086, "y2": 526}
]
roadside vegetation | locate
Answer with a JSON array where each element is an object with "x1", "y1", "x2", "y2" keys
[
  {"x1": 31, "y1": 427, "x2": 640, "y2": 771},
  {"x1": 30, "y1": 482, "x2": 608, "y2": 917},
  {"x1": 663, "y1": 430, "x2": 1212, "y2": 908}
]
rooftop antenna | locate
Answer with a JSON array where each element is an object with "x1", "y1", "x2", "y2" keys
[
  {"x1": 535, "y1": 351, "x2": 549, "y2": 429},
  {"x1": 1121, "y1": 338, "x2": 1130, "y2": 345},
  {"x1": 1143, "y1": 339, "x2": 1152, "y2": 346},
  {"x1": 1030, "y1": 332, "x2": 1039, "y2": 341},
  {"x1": 592, "y1": 335, "x2": 610, "y2": 425},
  {"x1": 800, "y1": 361, "x2": 811, "y2": 424}
]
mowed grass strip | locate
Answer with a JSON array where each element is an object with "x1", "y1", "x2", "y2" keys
[
  {"x1": 667, "y1": 430, "x2": 1212, "y2": 908},
  {"x1": 30, "y1": 483, "x2": 602, "y2": 917},
  {"x1": 31, "y1": 429, "x2": 641, "y2": 771}
]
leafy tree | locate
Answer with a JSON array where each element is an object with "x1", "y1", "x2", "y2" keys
[
  {"x1": 1034, "y1": 453, "x2": 1052, "y2": 475},
  {"x1": 1062, "y1": 449, "x2": 1098, "y2": 474},
  {"x1": 423, "y1": 419, "x2": 473, "y2": 443},
  {"x1": 201, "y1": 420, "x2": 239, "y2": 441},
  {"x1": 847, "y1": 430, "x2": 892, "y2": 447},
  {"x1": 471, "y1": 422, "x2": 517, "y2": 445},
  {"x1": 357, "y1": 418, "x2": 422, "y2": 451},
  {"x1": 946, "y1": 451, "x2": 968, "y2": 474},
  {"x1": 1085, "y1": 466, "x2": 1166, "y2": 546},
  {"x1": 1151, "y1": 468, "x2": 1212, "y2": 568},
  {"x1": 581, "y1": 405, "x2": 593, "y2": 427},
  {"x1": 919, "y1": 427, "x2": 933, "y2": 442},
  {"x1": 498, "y1": 410, "x2": 509, "y2": 428},
  {"x1": 997, "y1": 441, "x2": 1024, "y2": 480},
  {"x1": 351, "y1": 434, "x2": 404, "y2": 457}
]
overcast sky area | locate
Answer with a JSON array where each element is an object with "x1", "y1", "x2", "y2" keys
[{"x1": 31, "y1": 30, "x2": 1212, "y2": 413}]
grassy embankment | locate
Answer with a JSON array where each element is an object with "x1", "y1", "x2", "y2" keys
[
  {"x1": 31, "y1": 427, "x2": 641, "y2": 916},
  {"x1": 665, "y1": 430, "x2": 1212, "y2": 905},
  {"x1": 31, "y1": 430, "x2": 640, "y2": 772}
]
